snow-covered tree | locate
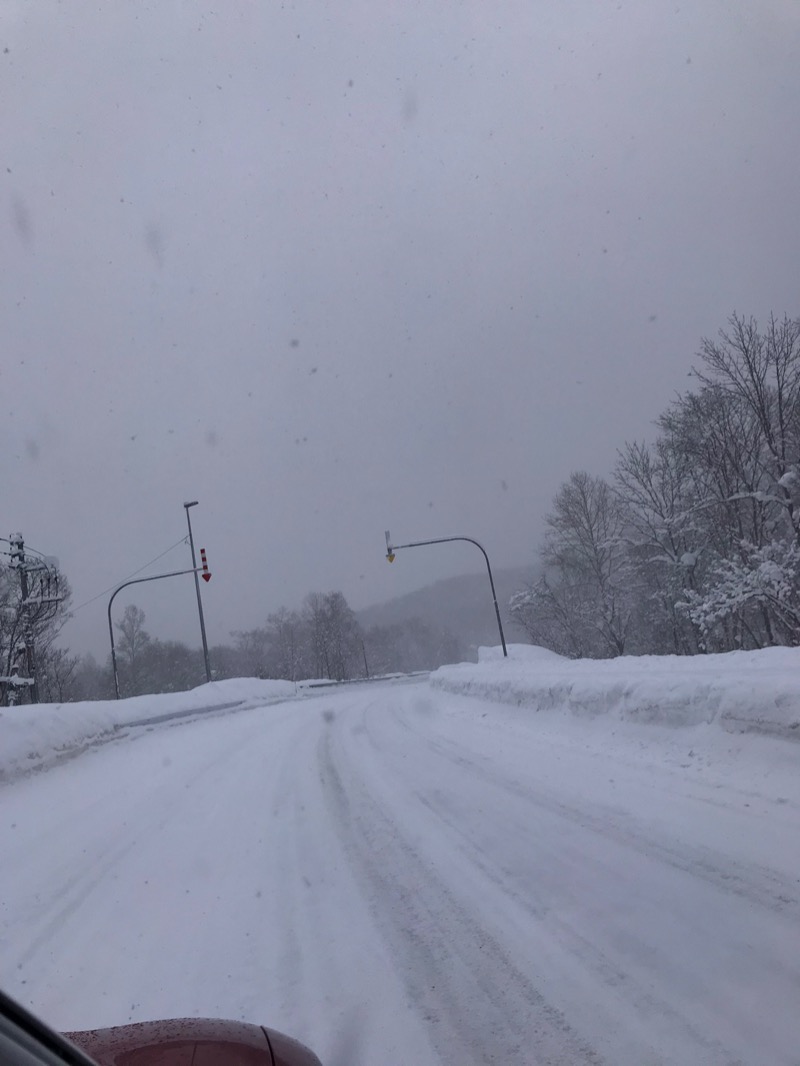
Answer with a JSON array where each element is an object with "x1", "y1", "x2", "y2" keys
[
  {"x1": 510, "y1": 575, "x2": 595, "y2": 658},
  {"x1": 114, "y1": 604, "x2": 151, "y2": 696},
  {"x1": 615, "y1": 434, "x2": 704, "y2": 654},
  {"x1": 695, "y1": 312, "x2": 800, "y2": 544},
  {"x1": 512, "y1": 472, "x2": 636, "y2": 658},
  {"x1": 230, "y1": 625, "x2": 271, "y2": 678},
  {"x1": 513, "y1": 311, "x2": 800, "y2": 657},
  {"x1": 680, "y1": 539, "x2": 800, "y2": 647},
  {"x1": 304, "y1": 591, "x2": 362, "y2": 681},
  {"x1": 264, "y1": 607, "x2": 306, "y2": 681}
]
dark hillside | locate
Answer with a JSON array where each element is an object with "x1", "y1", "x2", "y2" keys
[{"x1": 357, "y1": 566, "x2": 534, "y2": 662}]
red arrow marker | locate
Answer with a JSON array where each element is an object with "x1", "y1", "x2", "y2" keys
[{"x1": 200, "y1": 547, "x2": 211, "y2": 582}]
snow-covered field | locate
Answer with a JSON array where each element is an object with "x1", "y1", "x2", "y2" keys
[{"x1": 1, "y1": 651, "x2": 799, "y2": 1064}]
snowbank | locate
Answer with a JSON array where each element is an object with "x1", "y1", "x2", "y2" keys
[
  {"x1": 0, "y1": 678, "x2": 296, "y2": 782},
  {"x1": 431, "y1": 644, "x2": 800, "y2": 741}
]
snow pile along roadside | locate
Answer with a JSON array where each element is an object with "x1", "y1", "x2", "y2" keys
[
  {"x1": 430, "y1": 644, "x2": 800, "y2": 741},
  {"x1": 0, "y1": 678, "x2": 296, "y2": 782}
]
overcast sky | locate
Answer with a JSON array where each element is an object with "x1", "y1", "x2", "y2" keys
[{"x1": 3, "y1": 0, "x2": 800, "y2": 659}]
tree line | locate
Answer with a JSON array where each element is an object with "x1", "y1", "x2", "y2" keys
[
  {"x1": 0, "y1": 583, "x2": 461, "y2": 704},
  {"x1": 510, "y1": 312, "x2": 800, "y2": 658}
]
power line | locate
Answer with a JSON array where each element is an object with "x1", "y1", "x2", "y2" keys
[
  {"x1": 69, "y1": 536, "x2": 189, "y2": 614},
  {"x1": 20, "y1": 543, "x2": 54, "y2": 561}
]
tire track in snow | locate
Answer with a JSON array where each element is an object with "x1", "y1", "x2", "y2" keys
[
  {"x1": 10, "y1": 835, "x2": 140, "y2": 970},
  {"x1": 408, "y1": 788, "x2": 753, "y2": 1066},
  {"x1": 265, "y1": 705, "x2": 440, "y2": 1066},
  {"x1": 317, "y1": 723, "x2": 607, "y2": 1066},
  {"x1": 333, "y1": 692, "x2": 800, "y2": 1065},
  {"x1": 416, "y1": 726, "x2": 800, "y2": 920}
]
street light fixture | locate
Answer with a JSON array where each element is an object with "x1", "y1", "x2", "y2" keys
[
  {"x1": 184, "y1": 501, "x2": 212, "y2": 682},
  {"x1": 108, "y1": 566, "x2": 204, "y2": 698},
  {"x1": 384, "y1": 529, "x2": 508, "y2": 657}
]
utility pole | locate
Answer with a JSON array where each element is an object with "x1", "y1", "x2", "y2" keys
[
  {"x1": 8, "y1": 534, "x2": 38, "y2": 704},
  {"x1": 1, "y1": 534, "x2": 63, "y2": 706},
  {"x1": 8, "y1": 537, "x2": 38, "y2": 703}
]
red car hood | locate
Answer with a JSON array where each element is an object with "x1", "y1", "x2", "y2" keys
[{"x1": 66, "y1": 1017, "x2": 321, "y2": 1066}]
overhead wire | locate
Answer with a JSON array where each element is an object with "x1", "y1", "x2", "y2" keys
[{"x1": 68, "y1": 536, "x2": 189, "y2": 614}]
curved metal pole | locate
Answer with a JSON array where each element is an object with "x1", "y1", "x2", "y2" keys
[
  {"x1": 386, "y1": 534, "x2": 508, "y2": 656},
  {"x1": 107, "y1": 567, "x2": 201, "y2": 699}
]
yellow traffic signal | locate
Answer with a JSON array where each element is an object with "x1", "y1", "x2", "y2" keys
[{"x1": 386, "y1": 552, "x2": 396, "y2": 563}]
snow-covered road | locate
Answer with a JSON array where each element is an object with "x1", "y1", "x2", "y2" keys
[{"x1": 2, "y1": 680, "x2": 799, "y2": 1065}]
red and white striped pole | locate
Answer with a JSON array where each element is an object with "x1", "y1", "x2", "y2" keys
[{"x1": 200, "y1": 548, "x2": 211, "y2": 582}]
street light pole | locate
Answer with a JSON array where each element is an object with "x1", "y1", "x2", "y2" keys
[
  {"x1": 384, "y1": 530, "x2": 508, "y2": 657},
  {"x1": 108, "y1": 567, "x2": 205, "y2": 698},
  {"x1": 184, "y1": 501, "x2": 212, "y2": 682}
]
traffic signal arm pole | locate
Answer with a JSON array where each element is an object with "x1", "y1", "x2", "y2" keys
[
  {"x1": 387, "y1": 535, "x2": 508, "y2": 657},
  {"x1": 107, "y1": 567, "x2": 203, "y2": 699}
]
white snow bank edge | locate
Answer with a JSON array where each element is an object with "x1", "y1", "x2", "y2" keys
[
  {"x1": 0, "y1": 678, "x2": 297, "y2": 783},
  {"x1": 431, "y1": 645, "x2": 800, "y2": 742}
]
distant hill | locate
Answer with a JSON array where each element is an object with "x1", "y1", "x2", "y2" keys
[{"x1": 357, "y1": 566, "x2": 535, "y2": 661}]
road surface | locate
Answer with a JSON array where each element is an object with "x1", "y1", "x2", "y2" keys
[{"x1": 1, "y1": 680, "x2": 799, "y2": 1065}]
